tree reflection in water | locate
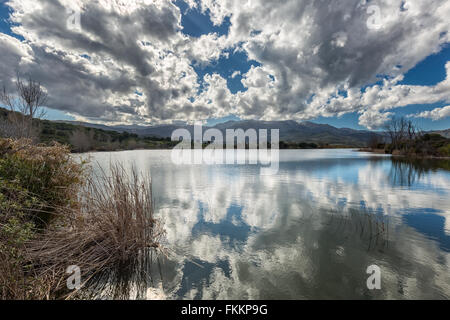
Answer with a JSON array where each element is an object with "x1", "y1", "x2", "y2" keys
[{"x1": 389, "y1": 157, "x2": 450, "y2": 187}]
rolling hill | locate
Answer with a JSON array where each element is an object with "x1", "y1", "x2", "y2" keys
[
  {"x1": 72, "y1": 119, "x2": 381, "y2": 147},
  {"x1": 4, "y1": 106, "x2": 449, "y2": 149}
]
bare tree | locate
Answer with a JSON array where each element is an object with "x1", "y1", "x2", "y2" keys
[
  {"x1": 384, "y1": 117, "x2": 422, "y2": 153},
  {"x1": 384, "y1": 119, "x2": 398, "y2": 150},
  {"x1": 368, "y1": 133, "x2": 383, "y2": 150},
  {"x1": 0, "y1": 76, "x2": 47, "y2": 139}
]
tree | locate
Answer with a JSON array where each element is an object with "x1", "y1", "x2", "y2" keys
[
  {"x1": 368, "y1": 133, "x2": 383, "y2": 150},
  {"x1": 0, "y1": 76, "x2": 47, "y2": 139},
  {"x1": 384, "y1": 117, "x2": 421, "y2": 153}
]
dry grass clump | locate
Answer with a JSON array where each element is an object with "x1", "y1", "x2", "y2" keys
[
  {"x1": 26, "y1": 164, "x2": 165, "y2": 300},
  {"x1": 1, "y1": 138, "x2": 165, "y2": 300}
]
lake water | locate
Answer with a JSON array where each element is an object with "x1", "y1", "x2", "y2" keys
[{"x1": 86, "y1": 149, "x2": 450, "y2": 300}]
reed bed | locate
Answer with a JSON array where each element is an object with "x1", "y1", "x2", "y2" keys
[{"x1": 25, "y1": 163, "x2": 165, "y2": 300}]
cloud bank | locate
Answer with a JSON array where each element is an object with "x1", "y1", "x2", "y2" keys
[
  {"x1": 0, "y1": 0, "x2": 449, "y2": 128},
  {"x1": 412, "y1": 105, "x2": 450, "y2": 121}
]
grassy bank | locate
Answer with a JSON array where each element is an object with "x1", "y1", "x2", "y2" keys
[{"x1": 0, "y1": 138, "x2": 163, "y2": 299}]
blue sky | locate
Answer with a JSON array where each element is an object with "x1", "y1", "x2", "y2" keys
[
  {"x1": 0, "y1": 1, "x2": 74, "y2": 120},
  {"x1": 0, "y1": 3, "x2": 11, "y2": 35},
  {"x1": 0, "y1": 0, "x2": 449, "y2": 130},
  {"x1": 175, "y1": 1, "x2": 450, "y2": 130}
]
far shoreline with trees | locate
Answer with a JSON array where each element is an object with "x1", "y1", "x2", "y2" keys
[
  {"x1": 0, "y1": 77, "x2": 449, "y2": 157},
  {"x1": 361, "y1": 117, "x2": 450, "y2": 158}
]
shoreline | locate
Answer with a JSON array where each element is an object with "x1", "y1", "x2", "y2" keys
[
  {"x1": 73, "y1": 146, "x2": 359, "y2": 155},
  {"x1": 357, "y1": 148, "x2": 387, "y2": 154},
  {"x1": 357, "y1": 148, "x2": 450, "y2": 160}
]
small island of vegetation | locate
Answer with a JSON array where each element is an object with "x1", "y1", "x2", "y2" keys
[{"x1": 363, "y1": 117, "x2": 450, "y2": 158}]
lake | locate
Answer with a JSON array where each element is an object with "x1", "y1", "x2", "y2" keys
[{"x1": 86, "y1": 149, "x2": 450, "y2": 300}]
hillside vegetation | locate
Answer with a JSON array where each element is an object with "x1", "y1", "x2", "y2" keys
[
  {"x1": 0, "y1": 107, "x2": 178, "y2": 152},
  {"x1": 366, "y1": 117, "x2": 450, "y2": 158},
  {"x1": 387, "y1": 133, "x2": 450, "y2": 157},
  {"x1": 0, "y1": 138, "x2": 163, "y2": 299}
]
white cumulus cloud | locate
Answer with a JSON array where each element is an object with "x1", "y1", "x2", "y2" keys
[
  {"x1": 0, "y1": 0, "x2": 449, "y2": 128},
  {"x1": 411, "y1": 105, "x2": 450, "y2": 121}
]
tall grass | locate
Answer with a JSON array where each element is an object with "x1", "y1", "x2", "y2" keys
[
  {"x1": 26, "y1": 164, "x2": 165, "y2": 299},
  {"x1": 0, "y1": 138, "x2": 165, "y2": 300}
]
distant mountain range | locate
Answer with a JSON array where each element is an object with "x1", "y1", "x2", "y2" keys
[
  {"x1": 2, "y1": 105, "x2": 447, "y2": 150},
  {"x1": 60, "y1": 120, "x2": 382, "y2": 147},
  {"x1": 432, "y1": 129, "x2": 450, "y2": 139}
]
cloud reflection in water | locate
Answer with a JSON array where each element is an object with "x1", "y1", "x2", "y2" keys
[{"x1": 87, "y1": 150, "x2": 450, "y2": 299}]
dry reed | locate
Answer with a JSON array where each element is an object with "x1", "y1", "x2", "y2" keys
[{"x1": 25, "y1": 163, "x2": 165, "y2": 300}]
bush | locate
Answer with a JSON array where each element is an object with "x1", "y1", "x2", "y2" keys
[
  {"x1": 0, "y1": 138, "x2": 86, "y2": 299},
  {"x1": 0, "y1": 138, "x2": 86, "y2": 226},
  {"x1": 438, "y1": 144, "x2": 450, "y2": 157},
  {"x1": 0, "y1": 139, "x2": 164, "y2": 300},
  {"x1": 385, "y1": 133, "x2": 450, "y2": 158},
  {"x1": 0, "y1": 207, "x2": 35, "y2": 299}
]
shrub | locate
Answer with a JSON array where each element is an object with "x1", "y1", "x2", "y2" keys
[
  {"x1": 0, "y1": 138, "x2": 163, "y2": 300},
  {"x1": 0, "y1": 138, "x2": 86, "y2": 299},
  {"x1": 0, "y1": 138, "x2": 86, "y2": 226},
  {"x1": 0, "y1": 211, "x2": 35, "y2": 299},
  {"x1": 438, "y1": 144, "x2": 450, "y2": 157}
]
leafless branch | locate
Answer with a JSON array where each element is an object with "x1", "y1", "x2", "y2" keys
[{"x1": 0, "y1": 76, "x2": 48, "y2": 139}]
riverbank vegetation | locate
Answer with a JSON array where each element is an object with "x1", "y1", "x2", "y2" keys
[
  {"x1": 0, "y1": 77, "x2": 176, "y2": 152},
  {"x1": 364, "y1": 118, "x2": 450, "y2": 158},
  {"x1": 0, "y1": 138, "x2": 164, "y2": 299},
  {"x1": 0, "y1": 107, "x2": 178, "y2": 152}
]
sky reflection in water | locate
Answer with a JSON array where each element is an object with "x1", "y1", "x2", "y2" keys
[{"x1": 87, "y1": 150, "x2": 450, "y2": 299}]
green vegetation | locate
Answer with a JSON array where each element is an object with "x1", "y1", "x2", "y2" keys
[
  {"x1": 439, "y1": 143, "x2": 450, "y2": 157},
  {"x1": 384, "y1": 132, "x2": 450, "y2": 158},
  {"x1": 0, "y1": 138, "x2": 163, "y2": 299},
  {"x1": 0, "y1": 139, "x2": 84, "y2": 225},
  {"x1": 40, "y1": 119, "x2": 179, "y2": 152},
  {"x1": 0, "y1": 107, "x2": 178, "y2": 152},
  {"x1": 279, "y1": 141, "x2": 319, "y2": 149},
  {"x1": 395, "y1": 133, "x2": 449, "y2": 157},
  {"x1": 364, "y1": 117, "x2": 450, "y2": 158}
]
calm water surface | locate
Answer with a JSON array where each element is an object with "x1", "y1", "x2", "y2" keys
[{"x1": 86, "y1": 149, "x2": 450, "y2": 299}]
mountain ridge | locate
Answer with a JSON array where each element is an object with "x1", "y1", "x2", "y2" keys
[{"x1": 60, "y1": 119, "x2": 380, "y2": 147}]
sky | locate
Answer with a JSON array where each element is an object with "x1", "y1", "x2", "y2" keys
[{"x1": 0, "y1": 0, "x2": 449, "y2": 131}]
